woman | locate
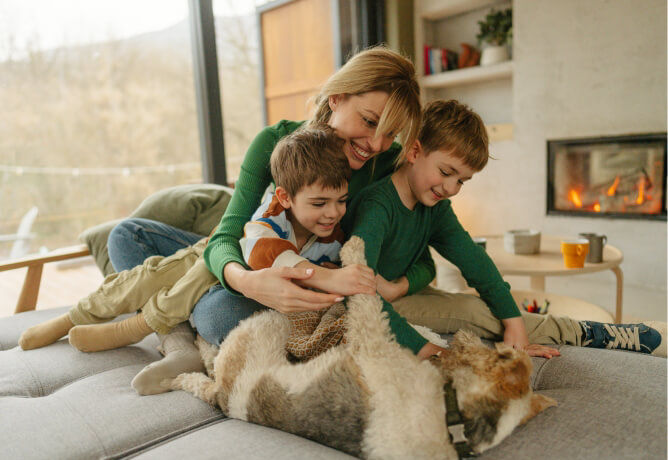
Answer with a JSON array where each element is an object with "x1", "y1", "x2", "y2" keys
[{"x1": 113, "y1": 46, "x2": 428, "y2": 394}]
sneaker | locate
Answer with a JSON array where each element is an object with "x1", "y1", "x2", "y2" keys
[{"x1": 580, "y1": 320, "x2": 666, "y2": 357}]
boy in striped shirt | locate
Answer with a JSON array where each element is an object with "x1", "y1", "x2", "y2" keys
[{"x1": 239, "y1": 125, "x2": 375, "y2": 297}]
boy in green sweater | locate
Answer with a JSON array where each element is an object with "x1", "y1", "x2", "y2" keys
[{"x1": 343, "y1": 99, "x2": 665, "y2": 358}]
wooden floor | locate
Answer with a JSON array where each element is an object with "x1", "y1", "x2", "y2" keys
[{"x1": 0, "y1": 256, "x2": 104, "y2": 318}]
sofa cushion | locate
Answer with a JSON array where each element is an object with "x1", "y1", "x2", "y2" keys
[
  {"x1": 1, "y1": 364, "x2": 224, "y2": 460},
  {"x1": 79, "y1": 184, "x2": 233, "y2": 275},
  {"x1": 0, "y1": 307, "x2": 224, "y2": 460},
  {"x1": 128, "y1": 419, "x2": 356, "y2": 459},
  {"x1": 0, "y1": 308, "x2": 163, "y2": 398},
  {"x1": 0, "y1": 307, "x2": 356, "y2": 460},
  {"x1": 486, "y1": 347, "x2": 667, "y2": 459},
  {"x1": 2, "y1": 308, "x2": 665, "y2": 459}
]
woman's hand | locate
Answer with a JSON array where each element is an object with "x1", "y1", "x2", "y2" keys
[
  {"x1": 226, "y1": 263, "x2": 343, "y2": 313},
  {"x1": 375, "y1": 274, "x2": 409, "y2": 302},
  {"x1": 293, "y1": 261, "x2": 375, "y2": 297},
  {"x1": 502, "y1": 317, "x2": 560, "y2": 359}
]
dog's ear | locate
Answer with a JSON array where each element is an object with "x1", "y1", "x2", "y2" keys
[
  {"x1": 520, "y1": 393, "x2": 557, "y2": 425},
  {"x1": 494, "y1": 341, "x2": 515, "y2": 359},
  {"x1": 493, "y1": 355, "x2": 531, "y2": 399}
]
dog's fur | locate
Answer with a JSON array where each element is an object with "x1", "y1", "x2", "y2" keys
[{"x1": 169, "y1": 237, "x2": 556, "y2": 459}]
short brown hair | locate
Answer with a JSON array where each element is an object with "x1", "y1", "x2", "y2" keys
[
  {"x1": 270, "y1": 125, "x2": 350, "y2": 197},
  {"x1": 418, "y1": 100, "x2": 489, "y2": 171}
]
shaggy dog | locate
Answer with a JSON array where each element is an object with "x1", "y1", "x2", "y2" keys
[{"x1": 168, "y1": 237, "x2": 556, "y2": 459}]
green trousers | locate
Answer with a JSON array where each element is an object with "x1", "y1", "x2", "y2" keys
[
  {"x1": 392, "y1": 286, "x2": 584, "y2": 346},
  {"x1": 69, "y1": 239, "x2": 218, "y2": 334}
]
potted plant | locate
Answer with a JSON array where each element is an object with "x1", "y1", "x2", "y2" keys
[{"x1": 476, "y1": 8, "x2": 512, "y2": 66}]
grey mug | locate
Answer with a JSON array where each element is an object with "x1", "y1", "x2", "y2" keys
[{"x1": 578, "y1": 233, "x2": 607, "y2": 263}]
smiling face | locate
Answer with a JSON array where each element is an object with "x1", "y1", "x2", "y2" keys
[
  {"x1": 406, "y1": 144, "x2": 476, "y2": 207},
  {"x1": 277, "y1": 181, "x2": 349, "y2": 242},
  {"x1": 327, "y1": 91, "x2": 396, "y2": 170}
]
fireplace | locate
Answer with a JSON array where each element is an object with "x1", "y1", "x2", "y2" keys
[{"x1": 547, "y1": 133, "x2": 667, "y2": 220}]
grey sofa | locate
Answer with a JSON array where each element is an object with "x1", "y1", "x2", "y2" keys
[{"x1": 2, "y1": 185, "x2": 666, "y2": 459}]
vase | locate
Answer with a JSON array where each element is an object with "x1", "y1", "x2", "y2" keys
[{"x1": 479, "y1": 45, "x2": 509, "y2": 66}]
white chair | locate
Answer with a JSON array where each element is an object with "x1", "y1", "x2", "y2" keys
[{"x1": 0, "y1": 206, "x2": 38, "y2": 259}]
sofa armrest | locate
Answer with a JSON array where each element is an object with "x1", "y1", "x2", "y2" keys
[{"x1": 0, "y1": 244, "x2": 91, "y2": 314}]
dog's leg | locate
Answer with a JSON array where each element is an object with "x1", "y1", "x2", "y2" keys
[
  {"x1": 339, "y1": 237, "x2": 394, "y2": 353},
  {"x1": 195, "y1": 335, "x2": 218, "y2": 377},
  {"x1": 168, "y1": 372, "x2": 219, "y2": 407}
]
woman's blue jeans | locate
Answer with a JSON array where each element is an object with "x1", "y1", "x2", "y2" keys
[{"x1": 107, "y1": 218, "x2": 267, "y2": 345}]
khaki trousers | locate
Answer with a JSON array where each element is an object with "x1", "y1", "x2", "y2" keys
[
  {"x1": 392, "y1": 286, "x2": 584, "y2": 346},
  {"x1": 69, "y1": 239, "x2": 218, "y2": 334}
]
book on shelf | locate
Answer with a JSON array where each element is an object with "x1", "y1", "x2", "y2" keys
[{"x1": 423, "y1": 45, "x2": 459, "y2": 75}]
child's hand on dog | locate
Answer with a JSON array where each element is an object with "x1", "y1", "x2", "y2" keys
[
  {"x1": 523, "y1": 344, "x2": 561, "y2": 359},
  {"x1": 417, "y1": 342, "x2": 448, "y2": 360},
  {"x1": 375, "y1": 274, "x2": 409, "y2": 302},
  {"x1": 330, "y1": 264, "x2": 377, "y2": 296},
  {"x1": 503, "y1": 317, "x2": 561, "y2": 359}
]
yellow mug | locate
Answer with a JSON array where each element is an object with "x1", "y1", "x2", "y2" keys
[{"x1": 561, "y1": 239, "x2": 590, "y2": 268}]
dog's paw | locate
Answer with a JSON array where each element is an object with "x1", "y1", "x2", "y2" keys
[
  {"x1": 340, "y1": 236, "x2": 367, "y2": 267},
  {"x1": 164, "y1": 373, "x2": 188, "y2": 391}
]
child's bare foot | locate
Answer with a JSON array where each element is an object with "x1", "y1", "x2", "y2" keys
[
  {"x1": 69, "y1": 313, "x2": 153, "y2": 352},
  {"x1": 19, "y1": 313, "x2": 74, "y2": 350}
]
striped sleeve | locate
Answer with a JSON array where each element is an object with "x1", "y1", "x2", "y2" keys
[
  {"x1": 239, "y1": 221, "x2": 300, "y2": 270},
  {"x1": 239, "y1": 194, "x2": 305, "y2": 270}
]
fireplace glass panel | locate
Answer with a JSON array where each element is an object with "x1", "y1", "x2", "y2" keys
[{"x1": 547, "y1": 134, "x2": 666, "y2": 220}]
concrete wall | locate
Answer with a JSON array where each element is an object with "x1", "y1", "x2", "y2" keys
[{"x1": 450, "y1": 0, "x2": 666, "y2": 303}]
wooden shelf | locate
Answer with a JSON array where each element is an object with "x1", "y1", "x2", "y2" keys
[
  {"x1": 420, "y1": 0, "x2": 507, "y2": 20},
  {"x1": 419, "y1": 60, "x2": 512, "y2": 89},
  {"x1": 415, "y1": 0, "x2": 514, "y2": 130},
  {"x1": 486, "y1": 123, "x2": 513, "y2": 142}
]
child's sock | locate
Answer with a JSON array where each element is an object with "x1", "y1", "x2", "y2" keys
[
  {"x1": 131, "y1": 322, "x2": 205, "y2": 395},
  {"x1": 19, "y1": 313, "x2": 75, "y2": 350},
  {"x1": 68, "y1": 313, "x2": 154, "y2": 352},
  {"x1": 579, "y1": 320, "x2": 666, "y2": 357}
]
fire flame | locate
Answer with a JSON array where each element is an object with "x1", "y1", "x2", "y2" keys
[
  {"x1": 636, "y1": 177, "x2": 645, "y2": 204},
  {"x1": 569, "y1": 189, "x2": 583, "y2": 208},
  {"x1": 565, "y1": 174, "x2": 655, "y2": 213},
  {"x1": 607, "y1": 176, "x2": 620, "y2": 196}
]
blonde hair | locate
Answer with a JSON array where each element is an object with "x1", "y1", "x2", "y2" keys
[
  {"x1": 311, "y1": 46, "x2": 421, "y2": 154},
  {"x1": 418, "y1": 99, "x2": 489, "y2": 171},
  {"x1": 271, "y1": 125, "x2": 350, "y2": 197}
]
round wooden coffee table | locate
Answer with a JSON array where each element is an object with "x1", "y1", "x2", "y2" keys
[{"x1": 482, "y1": 234, "x2": 624, "y2": 322}]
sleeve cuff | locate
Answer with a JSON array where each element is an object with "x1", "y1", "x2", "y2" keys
[
  {"x1": 273, "y1": 250, "x2": 307, "y2": 268},
  {"x1": 214, "y1": 257, "x2": 248, "y2": 296}
]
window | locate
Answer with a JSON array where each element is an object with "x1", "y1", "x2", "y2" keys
[
  {"x1": 212, "y1": 0, "x2": 268, "y2": 182},
  {"x1": 0, "y1": 0, "x2": 201, "y2": 258}
]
